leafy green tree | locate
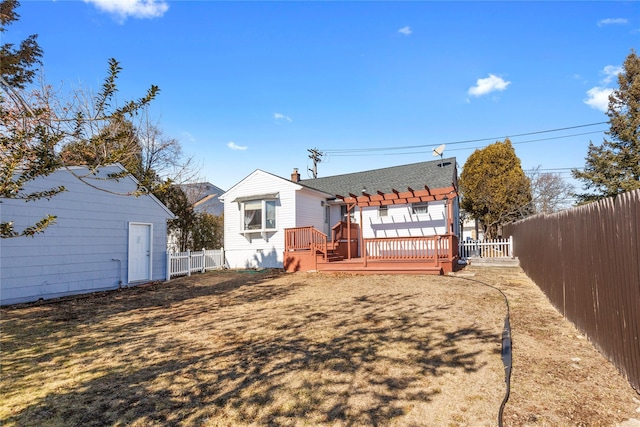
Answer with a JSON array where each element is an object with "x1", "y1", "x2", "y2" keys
[
  {"x1": 459, "y1": 139, "x2": 532, "y2": 239},
  {"x1": 572, "y1": 49, "x2": 640, "y2": 203}
]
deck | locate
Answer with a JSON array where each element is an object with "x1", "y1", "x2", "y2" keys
[{"x1": 284, "y1": 225, "x2": 459, "y2": 275}]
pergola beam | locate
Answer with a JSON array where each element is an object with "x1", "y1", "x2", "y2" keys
[{"x1": 340, "y1": 185, "x2": 457, "y2": 207}]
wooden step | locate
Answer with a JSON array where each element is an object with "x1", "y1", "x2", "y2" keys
[{"x1": 318, "y1": 252, "x2": 344, "y2": 262}]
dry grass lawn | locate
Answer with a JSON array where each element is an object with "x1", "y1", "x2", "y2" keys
[{"x1": 1, "y1": 266, "x2": 638, "y2": 426}]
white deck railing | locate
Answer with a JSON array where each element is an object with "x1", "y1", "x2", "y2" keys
[
  {"x1": 167, "y1": 248, "x2": 225, "y2": 279},
  {"x1": 458, "y1": 237, "x2": 514, "y2": 259}
]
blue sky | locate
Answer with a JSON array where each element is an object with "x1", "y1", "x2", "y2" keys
[{"x1": 6, "y1": 0, "x2": 639, "y2": 191}]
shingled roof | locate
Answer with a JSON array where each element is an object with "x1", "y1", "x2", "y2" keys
[
  {"x1": 298, "y1": 157, "x2": 457, "y2": 198},
  {"x1": 179, "y1": 182, "x2": 225, "y2": 216}
]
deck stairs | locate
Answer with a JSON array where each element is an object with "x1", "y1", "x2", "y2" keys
[{"x1": 319, "y1": 242, "x2": 344, "y2": 263}]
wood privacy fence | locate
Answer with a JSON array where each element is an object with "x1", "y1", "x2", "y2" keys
[
  {"x1": 504, "y1": 189, "x2": 640, "y2": 392},
  {"x1": 167, "y1": 248, "x2": 226, "y2": 279}
]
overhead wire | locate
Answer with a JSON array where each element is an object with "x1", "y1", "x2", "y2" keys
[
  {"x1": 318, "y1": 121, "x2": 608, "y2": 154},
  {"x1": 321, "y1": 129, "x2": 606, "y2": 158}
]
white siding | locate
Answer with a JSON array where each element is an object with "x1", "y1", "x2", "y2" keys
[
  {"x1": 361, "y1": 201, "x2": 448, "y2": 238},
  {"x1": 295, "y1": 189, "x2": 327, "y2": 232},
  {"x1": 1, "y1": 166, "x2": 173, "y2": 305},
  {"x1": 222, "y1": 170, "x2": 302, "y2": 269}
]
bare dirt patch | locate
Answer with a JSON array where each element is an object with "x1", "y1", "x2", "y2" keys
[{"x1": 1, "y1": 267, "x2": 638, "y2": 426}]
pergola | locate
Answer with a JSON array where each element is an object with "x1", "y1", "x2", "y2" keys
[{"x1": 334, "y1": 183, "x2": 459, "y2": 259}]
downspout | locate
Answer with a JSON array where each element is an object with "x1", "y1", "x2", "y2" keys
[
  {"x1": 361, "y1": 204, "x2": 366, "y2": 267},
  {"x1": 112, "y1": 258, "x2": 123, "y2": 288},
  {"x1": 447, "y1": 197, "x2": 454, "y2": 234}
]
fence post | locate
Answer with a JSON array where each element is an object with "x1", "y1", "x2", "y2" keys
[
  {"x1": 187, "y1": 250, "x2": 191, "y2": 276},
  {"x1": 166, "y1": 250, "x2": 171, "y2": 281},
  {"x1": 221, "y1": 247, "x2": 225, "y2": 269},
  {"x1": 202, "y1": 248, "x2": 206, "y2": 273},
  {"x1": 509, "y1": 235, "x2": 514, "y2": 258}
]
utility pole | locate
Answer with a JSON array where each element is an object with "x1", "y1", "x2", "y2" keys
[{"x1": 307, "y1": 148, "x2": 323, "y2": 178}]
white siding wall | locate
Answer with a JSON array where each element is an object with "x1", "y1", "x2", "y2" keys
[
  {"x1": 360, "y1": 201, "x2": 448, "y2": 238},
  {"x1": 1, "y1": 166, "x2": 172, "y2": 305},
  {"x1": 295, "y1": 190, "x2": 327, "y2": 233},
  {"x1": 222, "y1": 171, "x2": 301, "y2": 269}
]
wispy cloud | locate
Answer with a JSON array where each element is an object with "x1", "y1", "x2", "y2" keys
[
  {"x1": 84, "y1": 0, "x2": 168, "y2": 21},
  {"x1": 602, "y1": 65, "x2": 622, "y2": 84},
  {"x1": 182, "y1": 131, "x2": 195, "y2": 143},
  {"x1": 227, "y1": 142, "x2": 248, "y2": 151},
  {"x1": 597, "y1": 18, "x2": 628, "y2": 27},
  {"x1": 274, "y1": 112, "x2": 292, "y2": 122},
  {"x1": 467, "y1": 74, "x2": 511, "y2": 97},
  {"x1": 584, "y1": 64, "x2": 621, "y2": 112},
  {"x1": 398, "y1": 26, "x2": 412, "y2": 36}
]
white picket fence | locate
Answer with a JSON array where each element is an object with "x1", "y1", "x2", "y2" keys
[
  {"x1": 167, "y1": 248, "x2": 226, "y2": 279},
  {"x1": 458, "y1": 236, "x2": 514, "y2": 259}
]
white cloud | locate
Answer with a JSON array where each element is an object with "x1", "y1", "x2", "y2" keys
[
  {"x1": 227, "y1": 142, "x2": 248, "y2": 151},
  {"x1": 398, "y1": 26, "x2": 412, "y2": 36},
  {"x1": 84, "y1": 0, "x2": 168, "y2": 21},
  {"x1": 584, "y1": 87, "x2": 612, "y2": 112},
  {"x1": 274, "y1": 112, "x2": 292, "y2": 122},
  {"x1": 602, "y1": 65, "x2": 622, "y2": 84},
  {"x1": 597, "y1": 18, "x2": 628, "y2": 27},
  {"x1": 467, "y1": 74, "x2": 511, "y2": 97},
  {"x1": 583, "y1": 64, "x2": 621, "y2": 111}
]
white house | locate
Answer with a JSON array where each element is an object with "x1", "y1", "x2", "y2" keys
[
  {"x1": 1, "y1": 165, "x2": 174, "y2": 305},
  {"x1": 220, "y1": 158, "x2": 459, "y2": 273},
  {"x1": 220, "y1": 169, "x2": 332, "y2": 269}
]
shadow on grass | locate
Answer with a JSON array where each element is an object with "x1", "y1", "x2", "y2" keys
[{"x1": 2, "y1": 274, "x2": 500, "y2": 426}]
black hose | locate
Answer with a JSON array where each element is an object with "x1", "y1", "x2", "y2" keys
[
  {"x1": 452, "y1": 276, "x2": 512, "y2": 427},
  {"x1": 498, "y1": 315, "x2": 512, "y2": 427}
]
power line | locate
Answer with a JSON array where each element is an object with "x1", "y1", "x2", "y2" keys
[
  {"x1": 318, "y1": 122, "x2": 608, "y2": 154},
  {"x1": 323, "y1": 129, "x2": 606, "y2": 158}
]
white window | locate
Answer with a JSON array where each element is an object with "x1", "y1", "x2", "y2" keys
[
  {"x1": 379, "y1": 205, "x2": 388, "y2": 217},
  {"x1": 412, "y1": 202, "x2": 429, "y2": 215},
  {"x1": 242, "y1": 199, "x2": 277, "y2": 232}
]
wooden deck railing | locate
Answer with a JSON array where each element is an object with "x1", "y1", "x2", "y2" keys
[
  {"x1": 331, "y1": 221, "x2": 359, "y2": 243},
  {"x1": 364, "y1": 234, "x2": 459, "y2": 262},
  {"x1": 286, "y1": 227, "x2": 460, "y2": 267},
  {"x1": 284, "y1": 226, "x2": 328, "y2": 260}
]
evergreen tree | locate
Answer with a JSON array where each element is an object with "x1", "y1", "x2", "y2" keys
[
  {"x1": 573, "y1": 49, "x2": 640, "y2": 202},
  {"x1": 156, "y1": 185, "x2": 196, "y2": 252},
  {"x1": 459, "y1": 139, "x2": 532, "y2": 238},
  {"x1": 0, "y1": 0, "x2": 42, "y2": 89}
]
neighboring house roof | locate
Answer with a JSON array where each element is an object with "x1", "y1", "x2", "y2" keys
[
  {"x1": 298, "y1": 157, "x2": 457, "y2": 198},
  {"x1": 179, "y1": 182, "x2": 225, "y2": 215}
]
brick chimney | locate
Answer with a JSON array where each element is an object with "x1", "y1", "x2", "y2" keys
[{"x1": 291, "y1": 168, "x2": 300, "y2": 182}]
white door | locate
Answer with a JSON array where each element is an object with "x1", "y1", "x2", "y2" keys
[{"x1": 129, "y1": 223, "x2": 152, "y2": 282}]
